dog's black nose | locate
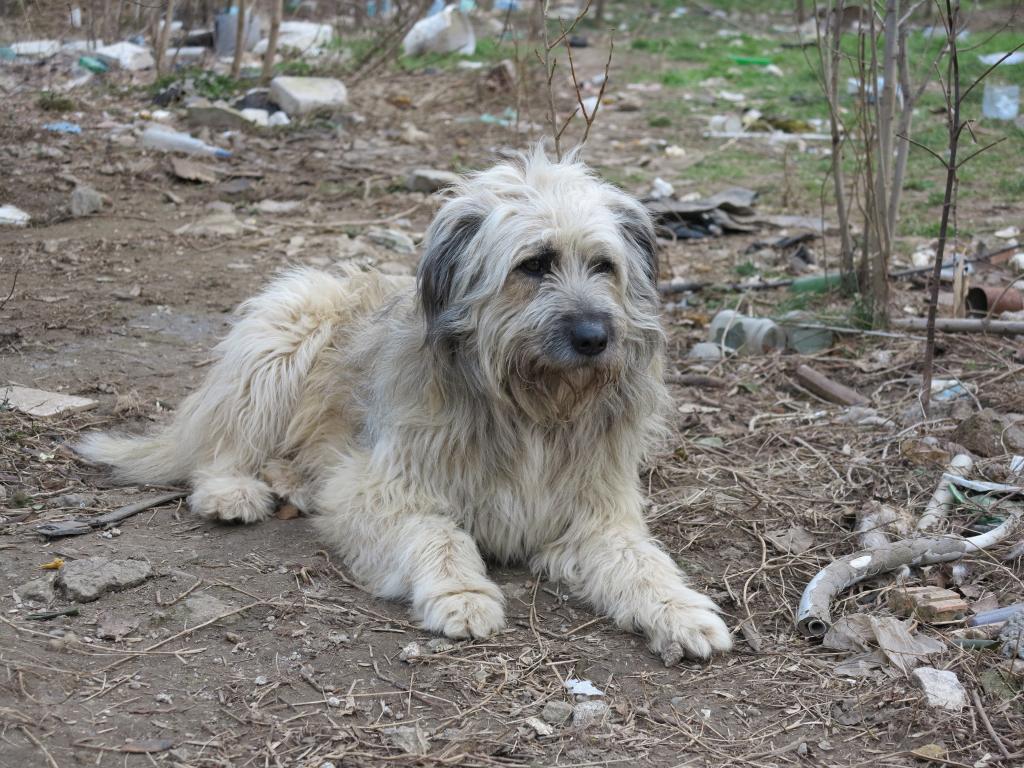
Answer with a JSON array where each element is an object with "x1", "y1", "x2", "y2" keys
[{"x1": 570, "y1": 319, "x2": 608, "y2": 356}]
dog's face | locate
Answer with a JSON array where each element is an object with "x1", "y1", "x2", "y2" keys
[{"x1": 417, "y1": 148, "x2": 663, "y2": 419}]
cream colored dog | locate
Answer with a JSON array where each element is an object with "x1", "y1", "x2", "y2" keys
[{"x1": 80, "y1": 148, "x2": 732, "y2": 662}]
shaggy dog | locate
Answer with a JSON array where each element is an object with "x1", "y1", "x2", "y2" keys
[{"x1": 79, "y1": 148, "x2": 732, "y2": 663}]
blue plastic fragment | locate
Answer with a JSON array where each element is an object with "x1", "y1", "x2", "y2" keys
[{"x1": 43, "y1": 121, "x2": 83, "y2": 134}]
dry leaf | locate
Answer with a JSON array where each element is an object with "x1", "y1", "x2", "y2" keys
[{"x1": 40, "y1": 557, "x2": 64, "y2": 570}]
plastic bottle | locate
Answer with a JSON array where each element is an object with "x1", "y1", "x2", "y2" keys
[{"x1": 141, "y1": 126, "x2": 232, "y2": 159}]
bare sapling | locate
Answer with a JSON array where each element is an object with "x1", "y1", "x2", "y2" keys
[
  {"x1": 915, "y1": 0, "x2": 1023, "y2": 415},
  {"x1": 536, "y1": 0, "x2": 613, "y2": 160}
]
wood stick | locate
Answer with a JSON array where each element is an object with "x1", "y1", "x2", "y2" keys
[
  {"x1": 794, "y1": 364, "x2": 869, "y2": 406},
  {"x1": 155, "y1": 0, "x2": 175, "y2": 75}
]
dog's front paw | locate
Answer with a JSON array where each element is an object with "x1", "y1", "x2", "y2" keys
[
  {"x1": 419, "y1": 584, "x2": 505, "y2": 640},
  {"x1": 648, "y1": 599, "x2": 732, "y2": 664},
  {"x1": 190, "y1": 475, "x2": 275, "y2": 524}
]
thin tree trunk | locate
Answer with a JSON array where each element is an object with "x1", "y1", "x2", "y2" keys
[
  {"x1": 155, "y1": 0, "x2": 176, "y2": 75},
  {"x1": 921, "y1": 2, "x2": 960, "y2": 416},
  {"x1": 823, "y1": 1, "x2": 855, "y2": 291},
  {"x1": 262, "y1": 0, "x2": 282, "y2": 83},
  {"x1": 231, "y1": 0, "x2": 246, "y2": 79}
]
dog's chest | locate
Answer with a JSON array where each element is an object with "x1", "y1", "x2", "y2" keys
[{"x1": 458, "y1": 429, "x2": 576, "y2": 562}]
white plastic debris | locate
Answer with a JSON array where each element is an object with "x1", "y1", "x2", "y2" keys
[
  {"x1": 254, "y1": 21, "x2": 333, "y2": 56},
  {"x1": 995, "y1": 226, "x2": 1020, "y2": 239},
  {"x1": 95, "y1": 41, "x2": 155, "y2": 70},
  {"x1": 979, "y1": 51, "x2": 1024, "y2": 66},
  {"x1": 0, "y1": 205, "x2": 31, "y2": 227},
  {"x1": 269, "y1": 76, "x2": 347, "y2": 115},
  {"x1": 650, "y1": 177, "x2": 675, "y2": 200},
  {"x1": 402, "y1": 4, "x2": 476, "y2": 56},
  {"x1": 141, "y1": 126, "x2": 232, "y2": 159},
  {"x1": 11, "y1": 40, "x2": 60, "y2": 58},
  {"x1": 240, "y1": 108, "x2": 270, "y2": 127},
  {"x1": 563, "y1": 678, "x2": 604, "y2": 696}
]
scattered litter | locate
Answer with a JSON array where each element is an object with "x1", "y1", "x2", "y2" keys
[
  {"x1": 240, "y1": 108, "x2": 270, "y2": 127},
  {"x1": 142, "y1": 126, "x2": 232, "y2": 159},
  {"x1": 708, "y1": 310, "x2": 786, "y2": 354},
  {"x1": 564, "y1": 678, "x2": 604, "y2": 696},
  {"x1": 910, "y1": 667, "x2": 967, "y2": 711},
  {"x1": 982, "y1": 83, "x2": 1019, "y2": 120},
  {"x1": 11, "y1": 40, "x2": 61, "y2": 58},
  {"x1": 268, "y1": 111, "x2": 291, "y2": 127},
  {"x1": 254, "y1": 21, "x2": 333, "y2": 56},
  {"x1": 966, "y1": 285, "x2": 1024, "y2": 316},
  {"x1": 647, "y1": 187, "x2": 758, "y2": 239},
  {"x1": 0, "y1": 204, "x2": 31, "y2": 227},
  {"x1": 3, "y1": 385, "x2": 96, "y2": 417},
  {"x1": 688, "y1": 341, "x2": 722, "y2": 361},
  {"x1": 255, "y1": 199, "x2": 302, "y2": 214},
  {"x1": 996, "y1": 226, "x2": 1021, "y2": 239},
  {"x1": 824, "y1": 615, "x2": 942, "y2": 673},
  {"x1": 403, "y1": 4, "x2": 476, "y2": 56},
  {"x1": 95, "y1": 41, "x2": 154, "y2": 70},
  {"x1": 269, "y1": 76, "x2": 348, "y2": 115},
  {"x1": 43, "y1": 121, "x2": 82, "y2": 134},
  {"x1": 56, "y1": 557, "x2": 153, "y2": 603}
]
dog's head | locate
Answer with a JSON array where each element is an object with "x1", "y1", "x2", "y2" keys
[{"x1": 416, "y1": 147, "x2": 663, "y2": 420}]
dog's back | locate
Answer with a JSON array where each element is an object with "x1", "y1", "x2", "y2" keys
[{"x1": 78, "y1": 267, "x2": 411, "y2": 519}]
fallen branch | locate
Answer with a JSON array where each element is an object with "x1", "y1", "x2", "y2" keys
[
  {"x1": 35, "y1": 491, "x2": 187, "y2": 538},
  {"x1": 797, "y1": 507, "x2": 1023, "y2": 637}
]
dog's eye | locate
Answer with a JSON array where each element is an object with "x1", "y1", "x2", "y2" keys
[
  {"x1": 592, "y1": 260, "x2": 615, "y2": 276},
  {"x1": 518, "y1": 257, "x2": 551, "y2": 277}
]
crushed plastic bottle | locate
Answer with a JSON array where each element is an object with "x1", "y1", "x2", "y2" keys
[{"x1": 141, "y1": 126, "x2": 232, "y2": 158}]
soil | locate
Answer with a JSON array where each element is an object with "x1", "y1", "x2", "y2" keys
[{"x1": 2, "y1": 6, "x2": 1024, "y2": 768}]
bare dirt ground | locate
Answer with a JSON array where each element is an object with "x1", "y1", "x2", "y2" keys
[{"x1": 2, "y1": 4, "x2": 1024, "y2": 767}]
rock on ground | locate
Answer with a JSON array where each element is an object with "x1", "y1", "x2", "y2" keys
[
  {"x1": 269, "y1": 76, "x2": 347, "y2": 116},
  {"x1": 17, "y1": 576, "x2": 56, "y2": 605},
  {"x1": 541, "y1": 700, "x2": 574, "y2": 725},
  {"x1": 57, "y1": 557, "x2": 153, "y2": 603},
  {"x1": 953, "y1": 409, "x2": 1024, "y2": 457},
  {"x1": 572, "y1": 700, "x2": 610, "y2": 728},
  {"x1": 182, "y1": 593, "x2": 238, "y2": 626},
  {"x1": 71, "y1": 185, "x2": 103, "y2": 217},
  {"x1": 407, "y1": 168, "x2": 461, "y2": 194},
  {"x1": 910, "y1": 667, "x2": 967, "y2": 711}
]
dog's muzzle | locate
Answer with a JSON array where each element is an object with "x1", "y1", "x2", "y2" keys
[{"x1": 565, "y1": 313, "x2": 611, "y2": 359}]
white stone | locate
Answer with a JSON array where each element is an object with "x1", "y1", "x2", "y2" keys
[
  {"x1": 4, "y1": 386, "x2": 96, "y2": 417},
  {"x1": 0, "y1": 205, "x2": 31, "y2": 227},
  {"x1": 911, "y1": 667, "x2": 967, "y2": 711},
  {"x1": 57, "y1": 557, "x2": 153, "y2": 603},
  {"x1": 95, "y1": 41, "x2": 155, "y2": 71},
  {"x1": 71, "y1": 186, "x2": 103, "y2": 217},
  {"x1": 269, "y1": 76, "x2": 347, "y2": 115},
  {"x1": 572, "y1": 700, "x2": 610, "y2": 728},
  {"x1": 12, "y1": 40, "x2": 60, "y2": 58},
  {"x1": 541, "y1": 700, "x2": 573, "y2": 725}
]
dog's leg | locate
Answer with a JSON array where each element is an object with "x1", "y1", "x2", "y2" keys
[
  {"x1": 537, "y1": 497, "x2": 732, "y2": 663},
  {"x1": 315, "y1": 465, "x2": 505, "y2": 640}
]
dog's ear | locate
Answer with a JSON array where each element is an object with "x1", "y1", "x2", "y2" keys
[
  {"x1": 417, "y1": 209, "x2": 484, "y2": 341},
  {"x1": 615, "y1": 205, "x2": 659, "y2": 287}
]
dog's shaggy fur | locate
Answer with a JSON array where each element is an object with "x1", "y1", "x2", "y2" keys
[{"x1": 79, "y1": 148, "x2": 732, "y2": 662}]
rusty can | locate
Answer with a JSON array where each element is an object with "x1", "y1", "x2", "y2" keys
[{"x1": 965, "y1": 285, "x2": 1024, "y2": 317}]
